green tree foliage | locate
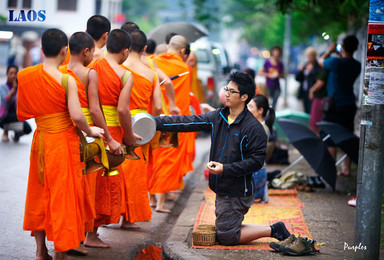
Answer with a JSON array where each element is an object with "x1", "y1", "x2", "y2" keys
[
  {"x1": 193, "y1": 0, "x2": 220, "y2": 31},
  {"x1": 122, "y1": 0, "x2": 163, "y2": 33},
  {"x1": 222, "y1": 0, "x2": 369, "y2": 48}
]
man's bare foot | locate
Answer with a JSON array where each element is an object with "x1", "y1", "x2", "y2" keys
[
  {"x1": 119, "y1": 221, "x2": 141, "y2": 229},
  {"x1": 66, "y1": 245, "x2": 88, "y2": 256},
  {"x1": 84, "y1": 232, "x2": 111, "y2": 248},
  {"x1": 53, "y1": 252, "x2": 68, "y2": 260},
  {"x1": 155, "y1": 207, "x2": 171, "y2": 213}
]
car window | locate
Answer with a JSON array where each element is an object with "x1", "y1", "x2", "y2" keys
[{"x1": 194, "y1": 49, "x2": 210, "y2": 63}]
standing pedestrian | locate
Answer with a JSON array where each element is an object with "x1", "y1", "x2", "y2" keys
[
  {"x1": 296, "y1": 47, "x2": 322, "y2": 114},
  {"x1": 319, "y1": 35, "x2": 361, "y2": 176},
  {"x1": 258, "y1": 46, "x2": 285, "y2": 109}
]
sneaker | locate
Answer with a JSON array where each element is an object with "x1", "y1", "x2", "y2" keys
[
  {"x1": 269, "y1": 234, "x2": 297, "y2": 252},
  {"x1": 280, "y1": 236, "x2": 317, "y2": 256},
  {"x1": 348, "y1": 197, "x2": 356, "y2": 207}
]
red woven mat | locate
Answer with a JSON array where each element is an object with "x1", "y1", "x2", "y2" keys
[{"x1": 192, "y1": 188, "x2": 312, "y2": 250}]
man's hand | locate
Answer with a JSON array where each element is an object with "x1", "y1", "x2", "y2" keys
[
  {"x1": 169, "y1": 105, "x2": 181, "y2": 115},
  {"x1": 106, "y1": 138, "x2": 124, "y2": 155},
  {"x1": 207, "y1": 161, "x2": 223, "y2": 175},
  {"x1": 328, "y1": 42, "x2": 337, "y2": 53},
  {"x1": 88, "y1": 127, "x2": 104, "y2": 138}
]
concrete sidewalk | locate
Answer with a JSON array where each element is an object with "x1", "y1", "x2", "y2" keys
[{"x1": 161, "y1": 147, "x2": 383, "y2": 259}]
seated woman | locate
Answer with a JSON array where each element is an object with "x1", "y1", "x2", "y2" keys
[
  {"x1": 247, "y1": 94, "x2": 275, "y2": 203},
  {"x1": 0, "y1": 65, "x2": 32, "y2": 142}
]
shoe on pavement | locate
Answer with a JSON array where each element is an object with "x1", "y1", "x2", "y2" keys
[
  {"x1": 269, "y1": 234, "x2": 297, "y2": 252},
  {"x1": 280, "y1": 236, "x2": 317, "y2": 256},
  {"x1": 348, "y1": 197, "x2": 356, "y2": 207}
]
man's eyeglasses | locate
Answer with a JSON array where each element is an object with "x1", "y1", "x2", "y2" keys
[{"x1": 224, "y1": 86, "x2": 240, "y2": 95}]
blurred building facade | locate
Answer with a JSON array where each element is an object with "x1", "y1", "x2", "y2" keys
[{"x1": 1, "y1": 0, "x2": 122, "y2": 34}]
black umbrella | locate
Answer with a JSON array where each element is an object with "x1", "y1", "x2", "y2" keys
[
  {"x1": 317, "y1": 121, "x2": 359, "y2": 164},
  {"x1": 277, "y1": 118, "x2": 337, "y2": 190},
  {"x1": 147, "y1": 22, "x2": 208, "y2": 43}
]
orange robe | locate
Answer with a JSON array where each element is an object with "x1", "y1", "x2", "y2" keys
[
  {"x1": 61, "y1": 48, "x2": 71, "y2": 66},
  {"x1": 190, "y1": 64, "x2": 206, "y2": 104},
  {"x1": 59, "y1": 65, "x2": 97, "y2": 232},
  {"x1": 92, "y1": 57, "x2": 125, "y2": 226},
  {"x1": 149, "y1": 53, "x2": 195, "y2": 194},
  {"x1": 120, "y1": 66, "x2": 155, "y2": 223},
  {"x1": 17, "y1": 64, "x2": 90, "y2": 252}
]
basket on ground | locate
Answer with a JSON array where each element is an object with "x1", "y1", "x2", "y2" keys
[{"x1": 193, "y1": 225, "x2": 216, "y2": 246}]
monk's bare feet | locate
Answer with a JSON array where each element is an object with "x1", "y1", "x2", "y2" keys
[
  {"x1": 35, "y1": 255, "x2": 52, "y2": 260},
  {"x1": 166, "y1": 192, "x2": 177, "y2": 201},
  {"x1": 66, "y1": 245, "x2": 88, "y2": 256},
  {"x1": 119, "y1": 220, "x2": 141, "y2": 229},
  {"x1": 149, "y1": 194, "x2": 157, "y2": 207},
  {"x1": 84, "y1": 232, "x2": 111, "y2": 248},
  {"x1": 53, "y1": 252, "x2": 67, "y2": 260},
  {"x1": 155, "y1": 207, "x2": 171, "y2": 213}
]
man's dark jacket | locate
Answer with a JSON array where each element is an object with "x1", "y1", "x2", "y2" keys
[{"x1": 155, "y1": 106, "x2": 267, "y2": 197}]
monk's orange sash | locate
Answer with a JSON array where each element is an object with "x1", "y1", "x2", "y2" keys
[{"x1": 35, "y1": 111, "x2": 74, "y2": 184}]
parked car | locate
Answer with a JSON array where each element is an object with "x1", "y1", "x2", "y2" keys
[{"x1": 191, "y1": 39, "x2": 226, "y2": 107}]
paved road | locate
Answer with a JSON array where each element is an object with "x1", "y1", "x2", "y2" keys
[{"x1": 0, "y1": 120, "x2": 211, "y2": 260}]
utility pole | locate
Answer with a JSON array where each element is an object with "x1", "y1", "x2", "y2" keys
[
  {"x1": 355, "y1": 1, "x2": 384, "y2": 259},
  {"x1": 282, "y1": 14, "x2": 291, "y2": 107}
]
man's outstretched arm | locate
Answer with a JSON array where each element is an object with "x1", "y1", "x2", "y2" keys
[{"x1": 155, "y1": 110, "x2": 216, "y2": 133}]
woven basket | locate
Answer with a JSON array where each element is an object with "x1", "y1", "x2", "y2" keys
[
  {"x1": 193, "y1": 230, "x2": 216, "y2": 246},
  {"x1": 197, "y1": 224, "x2": 215, "y2": 231}
]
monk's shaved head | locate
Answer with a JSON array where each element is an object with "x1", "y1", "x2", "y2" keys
[
  {"x1": 107, "y1": 29, "x2": 131, "y2": 54},
  {"x1": 87, "y1": 15, "x2": 111, "y2": 41},
  {"x1": 129, "y1": 29, "x2": 147, "y2": 53},
  {"x1": 168, "y1": 35, "x2": 187, "y2": 52},
  {"x1": 121, "y1": 22, "x2": 140, "y2": 33},
  {"x1": 42, "y1": 28, "x2": 68, "y2": 57},
  {"x1": 69, "y1": 32, "x2": 94, "y2": 55},
  {"x1": 146, "y1": 39, "x2": 156, "y2": 54}
]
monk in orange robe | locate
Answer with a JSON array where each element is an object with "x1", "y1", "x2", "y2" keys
[
  {"x1": 85, "y1": 15, "x2": 111, "y2": 68},
  {"x1": 92, "y1": 28, "x2": 141, "y2": 236},
  {"x1": 149, "y1": 35, "x2": 195, "y2": 213},
  {"x1": 61, "y1": 15, "x2": 110, "y2": 67},
  {"x1": 60, "y1": 32, "x2": 124, "y2": 249},
  {"x1": 187, "y1": 51, "x2": 206, "y2": 104},
  {"x1": 119, "y1": 29, "x2": 162, "y2": 228},
  {"x1": 17, "y1": 28, "x2": 104, "y2": 260}
]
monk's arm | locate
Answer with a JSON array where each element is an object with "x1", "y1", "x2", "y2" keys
[
  {"x1": 67, "y1": 76, "x2": 104, "y2": 137},
  {"x1": 88, "y1": 70, "x2": 123, "y2": 154},
  {"x1": 117, "y1": 75, "x2": 138, "y2": 146},
  {"x1": 156, "y1": 67, "x2": 180, "y2": 115},
  {"x1": 152, "y1": 75, "x2": 162, "y2": 116}
]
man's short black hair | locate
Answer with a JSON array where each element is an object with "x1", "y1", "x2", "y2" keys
[
  {"x1": 121, "y1": 21, "x2": 140, "y2": 33},
  {"x1": 6, "y1": 64, "x2": 18, "y2": 74},
  {"x1": 165, "y1": 32, "x2": 177, "y2": 44},
  {"x1": 69, "y1": 32, "x2": 95, "y2": 55},
  {"x1": 228, "y1": 71, "x2": 255, "y2": 104},
  {"x1": 41, "y1": 28, "x2": 68, "y2": 57},
  {"x1": 107, "y1": 29, "x2": 131, "y2": 54},
  {"x1": 343, "y1": 35, "x2": 359, "y2": 54},
  {"x1": 86, "y1": 15, "x2": 111, "y2": 41},
  {"x1": 146, "y1": 39, "x2": 156, "y2": 54},
  {"x1": 129, "y1": 29, "x2": 147, "y2": 53}
]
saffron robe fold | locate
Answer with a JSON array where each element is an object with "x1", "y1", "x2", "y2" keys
[
  {"x1": 17, "y1": 64, "x2": 90, "y2": 252},
  {"x1": 92, "y1": 58, "x2": 125, "y2": 226},
  {"x1": 149, "y1": 53, "x2": 195, "y2": 194},
  {"x1": 120, "y1": 66, "x2": 155, "y2": 223}
]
